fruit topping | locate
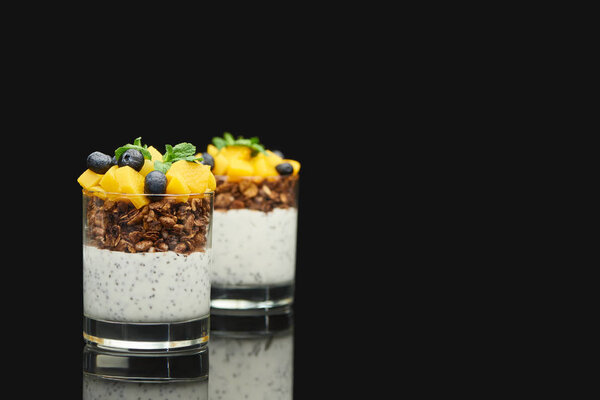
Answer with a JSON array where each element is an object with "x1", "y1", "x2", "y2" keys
[
  {"x1": 208, "y1": 133, "x2": 300, "y2": 178},
  {"x1": 78, "y1": 138, "x2": 216, "y2": 209},
  {"x1": 144, "y1": 170, "x2": 168, "y2": 194},
  {"x1": 118, "y1": 149, "x2": 145, "y2": 171},
  {"x1": 78, "y1": 169, "x2": 103, "y2": 189},
  {"x1": 275, "y1": 162, "x2": 294, "y2": 175},
  {"x1": 87, "y1": 151, "x2": 113, "y2": 174},
  {"x1": 200, "y1": 152, "x2": 214, "y2": 170}
]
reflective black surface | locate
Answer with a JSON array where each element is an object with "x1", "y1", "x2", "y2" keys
[{"x1": 82, "y1": 308, "x2": 294, "y2": 399}]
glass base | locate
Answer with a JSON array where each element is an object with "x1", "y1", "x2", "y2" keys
[
  {"x1": 83, "y1": 344, "x2": 209, "y2": 382},
  {"x1": 210, "y1": 283, "x2": 294, "y2": 312},
  {"x1": 83, "y1": 315, "x2": 209, "y2": 352}
]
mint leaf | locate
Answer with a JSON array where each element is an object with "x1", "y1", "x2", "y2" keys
[
  {"x1": 157, "y1": 142, "x2": 203, "y2": 172},
  {"x1": 211, "y1": 133, "x2": 266, "y2": 155},
  {"x1": 224, "y1": 132, "x2": 235, "y2": 146},
  {"x1": 171, "y1": 142, "x2": 196, "y2": 159},
  {"x1": 154, "y1": 161, "x2": 172, "y2": 174},
  {"x1": 133, "y1": 137, "x2": 142, "y2": 147},
  {"x1": 212, "y1": 137, "x2": 226, "y2": 149},
  {"x1": 115, "y1": 144, "x2": 152, "y2": 160}
]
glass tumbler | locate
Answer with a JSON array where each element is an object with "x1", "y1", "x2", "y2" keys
[
  {"x1": 82, "y1": 190, "x2": 214, "y2": 351},
  {"x1": 210, "y1": 175, "x2": 299, "y2": 310}
]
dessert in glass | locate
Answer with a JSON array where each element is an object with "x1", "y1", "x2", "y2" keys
[
  {"x1": 78, "y1": 138, "x2": 216, "y2": 351},
  {"x1": 202, "y1": 133, "x2": 300, "y2": 310},
  {"x1": 209, "y1": 311, "x2": 294, "y2": 399}
]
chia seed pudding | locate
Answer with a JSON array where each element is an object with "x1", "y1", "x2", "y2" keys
[
  {"x1": 83, "y1": 246, "x2": 211, "y2": 322},
  {"x1": 83, "y1": 375, "x2": 208, "y2": 400},
  {"x1": 212, "y1": 207, "x2": 297, "y2": 286}
]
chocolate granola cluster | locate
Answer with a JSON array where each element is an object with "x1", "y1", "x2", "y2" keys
[
  {"x1": 85, "y1": 195, "x2": 212, "y2": 255},
  {"x1": 213, "y1": 175, "x2": 298, "y2": 212}
]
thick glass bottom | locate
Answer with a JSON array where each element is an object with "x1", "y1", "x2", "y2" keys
[
  {"x1": 210, "y1": 282, "x2": 294, "y2": 312},
  {"x1": 83, "y1": 344, "x2": 209, "y2": 382},
  {"x1": 83, "y1": 315, "x2": 209, "y2": 352}
]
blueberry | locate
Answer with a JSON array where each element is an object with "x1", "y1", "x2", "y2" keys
[
  {"x1": 200, "y1": 152, "x2": 214, "y2": 170},
  {"x1": 272, "y1": 150, "x2": 284, "y2": 158},
  {"x1": 144, "y1": 170, "x2": 167, "y2": 195},
  {"x1": 111, "y1": 155, "x2": 118, "y2": 165},
  {"x1": 118, "y1": 149, "x2": 145, "y2": 171},
  {"x1": 275, "y1": 162, "x2": 294, "y2": 175},
  {"x1": 86, "y1": 151, "x2": 113, "y2": 174}
]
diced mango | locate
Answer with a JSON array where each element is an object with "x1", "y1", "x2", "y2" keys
[
  {"x1": 213, "y1": 152, "x2": 230, "y2": 176},
  {"x1": 283, "y1": 159, "x2": 301, "y2": 175},
  {"x1": 77, "y1": 169, "x2": 103, "y2": 190},
  {"x1": 166, "y1": 160, "x2": 210, "y2": 194},
  {"x1": 251, "y1": 153, "x2": 278, "y2": 177},
  {"x1": 115, "y1": 166, "x2": 149, "y2": 208},
  {"x1": 139, "y1": 159, "x2": 155, "y2": 177},
  {"x1": 99, "y1": 165, "x2": 120, "y2": 193},
  {"x1": 222, "y1": 145, "x2": 251, "y2": 160},
  {"x1": 265, "y1": 150, "x2": 283, "y2": 168},
  {"x1": 207, "y1": 144, "x2": 219, "y2": 157},
  {"x1": 227, "y1": 158, "x2": 254, "y2": 178},
  {"x1": 208, "y1": 171, "x2": 216, "y2": 191},
  {"x1": 166, "y1": 174, "x2": 191, "y2": 202},
  {"x1": 148, "y1": 146, "x2": 163, "y2": 162}
]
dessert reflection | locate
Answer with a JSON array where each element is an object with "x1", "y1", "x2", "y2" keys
[
  {"x1": 82, "y1": 345, "x2": 208, "y2": 399},
  {"x1": 82, "y1": 309, "x2": 294, "y2": 400},
  {"x1": 209, "y1": 309, "x2": 294, "y2": 400}
]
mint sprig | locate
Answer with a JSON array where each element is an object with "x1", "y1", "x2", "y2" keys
[
  {"x1": 153, "y1": 142, "x2": 203, "y2": 173},
  {"x1": 212, "y1": 132, "x2": 265, "y2": 155},
  {"x1": 115, "y1": 137, "x2": 152, "y2": 161}
]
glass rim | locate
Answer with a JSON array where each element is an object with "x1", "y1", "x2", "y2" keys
[
  {"x1": 83, "y1": 189, "x2": 214, "y2": 197},
  {"x1": 214, "y1": 174, "x2": 299, "y2": 180}
]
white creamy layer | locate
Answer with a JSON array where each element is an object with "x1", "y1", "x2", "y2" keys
[
  {"x1": 83, "y1": 375, "x2": 208, "y2": 400},
  {"x1": 209, "y1": 333, "x2": 293, "y2": 400},
  {"x1": 211, "y1": 207, "x2": 297, "y2": 286},
  {"x1": 83, "y1": 246, "x2": 211, "y2": 323}
]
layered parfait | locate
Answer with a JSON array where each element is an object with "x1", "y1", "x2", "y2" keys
[
  {"x1": 77, "y1": 137, "x2": 216, "y2": 350},
  {"x1": 202, "y1": 133, "x2": 300, "y2": 310}
]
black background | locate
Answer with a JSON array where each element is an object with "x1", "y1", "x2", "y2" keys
[{"x1": 1, "y1": 14, "x2": 405, "y2": 398}]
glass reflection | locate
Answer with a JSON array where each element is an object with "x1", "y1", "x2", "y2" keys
[
  {"x1": 209, "y1": 308, "x2": 294, "y2": 400},
  {"x1": 82, "y1": 344, "x2": 208, "y2": 399}
]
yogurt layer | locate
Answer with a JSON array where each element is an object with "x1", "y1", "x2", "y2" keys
[
  {"x1": 83, "y1": 246, "x2": 211, "y2": 322},
  {"x1": 211, "y1": 207, "x2": 297, "y2": 286},
  {"x1": 83, "y1": 375, "x2": 208, "y2": 400}
]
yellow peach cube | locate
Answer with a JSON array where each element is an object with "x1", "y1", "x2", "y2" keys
[
  {"x1": 228, "y1": 158, "x2": 254, "y2": 178},
  {"x1": 77, "y1": 169, "x2": 103, "y2": 190},
  {"x1": 114, "y1": 166, "x2": 149, "y2": 208},
  {"x1": 139, "y1": 159, "x2": 155, "y2": 177},
  {"x1": 208, "y1": 171, "x2": 216, "y2": 191},
  {"x1": 265, "y1": 150, "x2": 283, "y2": 168},
  {"x1": 147, "y1": 146, "x2": 163, "y2": 162},
  {"x1": 166, "y1": 174, "x2": 191, "y2": 202},
  {"x1": 99, "y1": 165, "x2": 120, "y2": 193},
  {"x1": 207, "y1": 144, "x2": 219, "y2": 157},
  {"x1": 251, "y1": 153, "x2": 278, "y2": 177},
  {"x1": 213, "y1": 152, "x2": 230, "y2": 176}
]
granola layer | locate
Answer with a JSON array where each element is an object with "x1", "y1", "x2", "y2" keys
[
  {"x1": 85, "y1": 195, "x2": 211, "y2": 255},
  {"x1": 213, "y1": 175, "x2": 298, "y2": 212}
]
